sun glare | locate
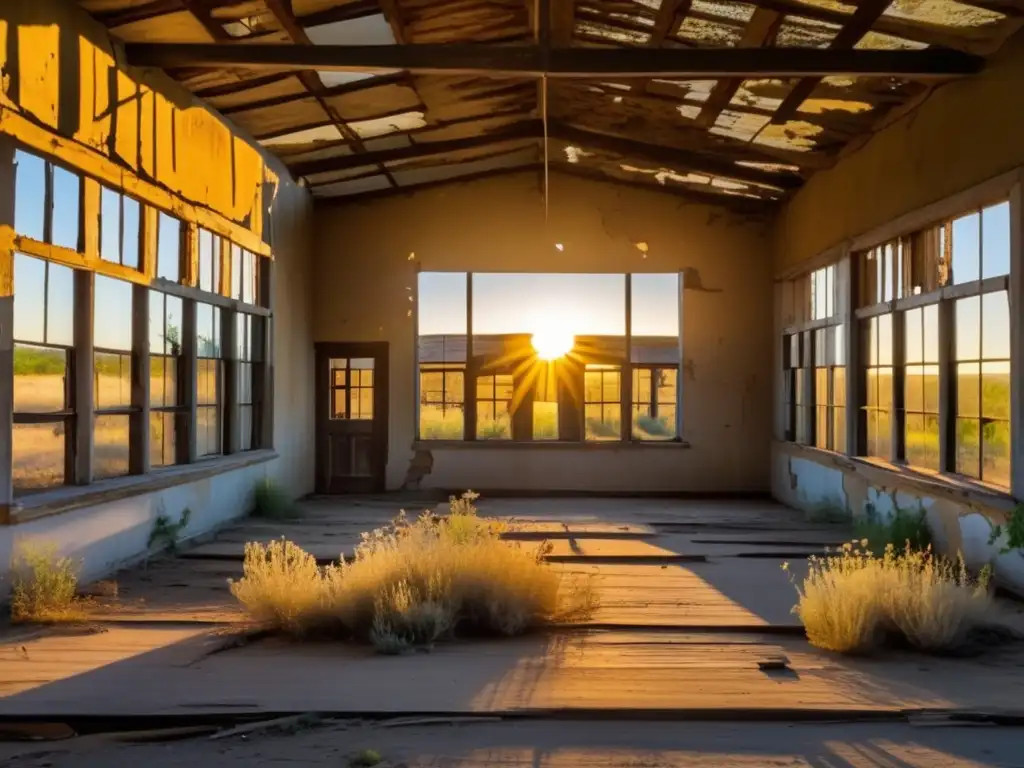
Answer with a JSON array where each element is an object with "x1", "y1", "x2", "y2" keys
[{"x1": 531, "y1": 326, "x2": 574, "y2": 360}]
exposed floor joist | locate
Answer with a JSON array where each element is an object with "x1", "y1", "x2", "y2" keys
[{"x1": 124, "y1": 44, "x2": 985, "y2": 79}]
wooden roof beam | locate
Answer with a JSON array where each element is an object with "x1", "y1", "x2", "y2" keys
[
  {"x1": 125, "y1": 43, "x2": 984, "y2": 78},
  {"x1": 648, "y1": 0, "x2": 690, "y2": 46}
]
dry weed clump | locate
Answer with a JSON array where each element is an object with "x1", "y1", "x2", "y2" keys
[
  {"x1": 787, "y1": 540, "x2": 1003, "y2": 655},
  {"x1": 229, "y1": 492, "x2": 597, "y2": 652},
  {"x1": 8, "y1": 543, "x2": 89, "y2": 624}
]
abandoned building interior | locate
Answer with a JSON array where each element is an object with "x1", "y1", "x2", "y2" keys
[{"x1": 0, "y1": 0, "x2": 1023, "y2": 595}]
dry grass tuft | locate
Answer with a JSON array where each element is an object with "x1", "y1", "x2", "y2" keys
[
  {"x1": 230, "y1": 492, "x2": 597, "y2": 652},
  {"x1": 787, "y1": 540, "x2": 1003, "y2": 655},
  {"x1": 9, "y1": 543, "x2": 90, "y2": 624}
]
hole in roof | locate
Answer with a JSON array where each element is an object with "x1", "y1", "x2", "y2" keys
[
  {"x1": 564, "y1": 146, "x2": 594, "y2": 164},
  {"x1": 601, "y1": 82, "x2": 632, "y2": 91},
  {"x1": 260, "y1": 124, "x2": 344, "y2": 147},
  {"x1": 348, "y1": 111, "x2": 426, "y2": 139},
  {"x1": 317, "y1": 71, "x2": 389, "y2": 88},
  {"x1": 652, "y1": 80, "x2": 716, "y2": 103},
  {"x1": 712, "y1": 111, "x2": 771, "y2": 142},
  {"x1": 676, "y1": 17, "x2": 743, "y2": 46},
  {"x1": 735, "y1": 160, "x2": 802, "y2": 174},
  {"x1": 677, "y1": 104, "x2": 702, "y2": 119},
  {"x1": 576, "y1": 20, "x2": 651, "y2": 44},
  {"x1": 691, "y1": 0, "x2": 756, "y2": 22},
  {"x1": 305, "y1": 14, "x2": 397, "y2": 45},
  {"x1": 754, "y1": 121, "x2": 824, "y2": 151},
  {"x1": 798, "y1": 98, "x2": 873, "y2": 115},
  {"x1": 885, "y1": 0, "x2": 1005, "y2": 28},
  {"x1": 620, "y1": 164, "x2": 712, "y2": 187},
  {"x1": 731, "y1": 80, "x2": 786, "y2": 111},
  {"x1": 776, "y1": 16, "x2": 841, "y2": 48},
  {"x1": 855, "y1": 31, "x2": 927, "y2": 50}
]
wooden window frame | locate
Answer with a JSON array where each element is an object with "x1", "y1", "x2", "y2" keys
[
  {"x1": 584, "y1": 364, "x2": 623, "y2": 442},
  {"x1": 0, "y1": 139, "x2": 276, "y2": 516},
  {"x1": 414, "y1": 271, "x2": 685, "y2": 446},
  {"x1": 631, "y1": 364, "x2": 680, "y2": 442},
  {"x1": 418, "y1": 362, "x2": 466, "y2": 440}
]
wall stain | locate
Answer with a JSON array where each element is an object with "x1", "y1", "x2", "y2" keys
[
  {"x1": 402, "y1": 449, "x2": 434, "y2": 491},
  {"x1": 682, "y1": 267, "x2": 722, "y2": 293},
  {"x1": 682, "y1": 357, "x2": 696, "y2": 381}
]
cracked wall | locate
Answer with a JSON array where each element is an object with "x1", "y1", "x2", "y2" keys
[{"x1": 312, "y1": 170, "x2": 773, "y2": 492}]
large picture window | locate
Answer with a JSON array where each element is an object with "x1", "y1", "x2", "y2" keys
[{"x1": 416, "y1": 271, "x2": 682, "y2": 444}]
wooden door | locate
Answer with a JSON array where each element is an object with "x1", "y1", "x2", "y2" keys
[{"x1": 314, "y1": 342, "x2": 389, "y2": 494}]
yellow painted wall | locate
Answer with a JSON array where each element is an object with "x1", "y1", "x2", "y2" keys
[{"x1": 775, "y1": 30, "x2": 1024, "y2": 271}]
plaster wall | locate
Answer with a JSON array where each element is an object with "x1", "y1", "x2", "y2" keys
[
  {"x1": 313, "y1": 171, "x2": 773, "y2": 493},
  {"x1": 771, "y1": 31, "x2": 1024, "y2": 595},
  {"x1": 0, "y1": 0, "x2": 314, "y2": 586}
]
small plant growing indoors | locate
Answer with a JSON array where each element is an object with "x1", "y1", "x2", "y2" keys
[
  {"x1": 229, "y1": 491, "x2": 597, "y2": 653},
  {"x1": 8, "y1": 542, "x2": 89, "y2": 624},
  {"x1": 148, "y1": 508, "x2": 192, "y2": 554},
  {"x1": 252, "y1": 477, "x2": 297, "y2": 520}
]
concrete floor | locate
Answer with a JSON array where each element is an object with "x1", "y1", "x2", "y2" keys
[{"x1": 2, "y1": 497, "x2": 1024, "y2": 758}]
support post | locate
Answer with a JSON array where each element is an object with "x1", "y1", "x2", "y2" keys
[
  {"x1": 130, "y1": 283, "x2": 151, "y2": 475},
  {"x1": 73, "y1": 270, "x2": 94, "y2": 484},
  {"x1": 622, "y1": 273, "x2": 632, "y2": 443}
]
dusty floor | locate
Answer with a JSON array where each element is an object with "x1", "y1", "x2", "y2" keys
[
  {"x1": 2, "y1": 719, "x2": 1024, "y2": 767},
  {"x1": 2, "y1": 497, "x2": 1024, "y2": 753}
]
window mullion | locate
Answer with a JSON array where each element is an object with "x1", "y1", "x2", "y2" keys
[
  {"x1": 129, "y1": 284, "x2": 150, "y2": 475},
  {"x1": 938, "y1": 297, "x2": 956, "y2": 473}
]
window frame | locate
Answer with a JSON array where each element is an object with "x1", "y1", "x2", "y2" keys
[
  {"x1": 413, "y1": 271, "x2": 685, "y2": 446},
  {"x1": 1, "y1": 140, "x2": 276, "y2": 515}
]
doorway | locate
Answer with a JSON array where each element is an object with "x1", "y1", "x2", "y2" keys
[{"x1": 314, "y1": 342, "x2": 389, "y2": 494}]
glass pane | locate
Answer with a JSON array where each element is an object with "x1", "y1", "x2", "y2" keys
[
  {"x1": 656, "y1": 368, "x2": 676, "y2": 403},
  {"x1": 360, "y1": 369, "x2": 373, "y2": 387},
  {"x1": 419, "y1": 272, "x2": 468, "y2": 363},
  {"x1": 923, "y1": 364, "x2": 940, "y2": 413},
  {"x1": 584, "y1": 370, "x2": 602, "y2": 401},
  {"x1": 905, "y1": 308, "x2": 922, "y2": 364},
  {"x1": 478, "y1": 400, "x2": 511, "y2": 439},
  {"x1": 351, "y1": 358, "x2": 374, "y2": 369},
  {"x1": 951, "y1": 212, "x2": 980, "y2": 285},
  {"x1": 633, "y1": 369, "x2": 652, "y2": 403},
  {"x1": 197, "y1": 358, "x2": 219, "y2": 406},
  {"x1": 14, "y1": 344, "x2": 66, "y2": 413},
  {"x1": 834, "y1": 324, "x2": 845, "y2": 365},
  {"x1": 882, "y1": 245, "x2": 895, "y2": 302},
  {"x1": 100, "y1": 187, "x2": 121, "y2": 263},
  {"x1": 197, "y1": 303, "x2": 221, "y2": 357},
  {"x1": 94, "y1": 275, "x2": 133, "y2": 351},
  {"x1": 14, "y1": 151, "x2": 46, "y2": 241},
  {"x1": 95, "y1": 414, "x2": 130, "y2": 479},
  {"x1": 877, "y1": 367, "x2": 893, "y2": 411},
  {"x1": 199, "y1": 229, "x2": 215, "y2": 292},
  {"x1": 150, "y1": 354, "x2": 178, "y2": 408},
  {"x1": 982, "y1": 420, "x2": 1010, "y2": 488},
  {"x1": 240, "y1": 405, "x2": 253, "y2": 451},
  {"x1": 150, "y1": 410, "x2": 177, "y2": 468},
  {"x1": 956, "y1": 418, "x2": 980, "y2": 478},
  {"x1": 905, "y1": 365, "x2": 923, "y2": 413},
  {"x1": 833, "y1": 407, "x2": 846, "y2": 453},
  {"x1": 238, "y1": 361, "x2": 253, "y2": 405},
  {"x1": 957, "y1": 362, "x2": 980, "y2": 417},
  {"x1": 231, "y1": 244, "x2": 242, "y2": 300},
  {"x1": 476, "y1": 377, "x2": 493, "y2": 401},
  {"x1": 982, "y1": 290, "x2": 1010, "y2": 360},
  {"x1": 244, "y1": 251, "x2": 258, "y2": 305},
  {"x1": 332, "y1": 388, "x2": 347, "y2": 419},
  {"x1": 197, "y1": 405, "x2": 221, "y2": 456},
  {"x1": 357, "y1": 387, "x2": 373, "y2": 420},
  {"x1": 51, "y1": 165, "x2": 80, "y2": 251},
  {"x1": 923, "y1": 304, "x2": 939, "y2": 362},
  {"x1": 13, "y1": 421, "x2": 65, "y2": 491},
  {"x1": 877, "y1": 314, "x2": 893, "y2": 365},
  {"x1": 95, "y1": 352, "x2": 132, "y2": 409},
  {"x1": 333, "y1": 369, "x2": 346, "y2": 387},
  {"x1": 906, "y1": 413, "x2": 940, "y2": 471},
  {"x1": 585, "y1": 404, "x2": 619, "y2": 441},
  {"x1": 122, "y1": 197, "x2": 140, "y2": 269},
  {"x1": 46, "y1": 262, "x2": 74, "y2": 348},
  {"x1": 157, "y1": 213, "x2": 181, "y2": 282},
  {"x1": 955, "y1": 296, "x2": 981, "y2": 361},
  {"x1": 533, "y1": 401, "x2": 558, "y2": 440},
  {"x1": 981, "y1": 361, "x2": 1010, "y2": 420},
  {"x1": 832, "y1": 367, "x2": 846, "y2": 407},
  {"x1": 13, "y1": 253, "x2": 46, "y2": 343},
  {"x1": 981, "y1": 201, "x2": 1010, "y2": 280},
  {"x1": 815, "y1": 405, "x2": 828, "y2": 449},
  {"x1": 447, "y1": 370, "x2": 465, "y2": 403},
  {"x1": 495, "y1": 375, "x2": 514, "y2": 401},
  {"x1": 421, "y1": 397, "x2": 463, "y2": 439}
]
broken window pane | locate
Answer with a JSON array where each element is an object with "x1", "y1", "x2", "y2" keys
[
  {"x1": 981, "y1": 201, "x2": 1010, "y2": 279},
  {"x1": 95, "y1": 414, "x2": 130, "y2": 479},
  {"x1": 13, "y1": 422, "x2": 66, "y2": 492}
]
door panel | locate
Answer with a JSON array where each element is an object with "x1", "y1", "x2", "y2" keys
[{"x1": 315, "y1": 343, "x2": 388, "y2": 494}]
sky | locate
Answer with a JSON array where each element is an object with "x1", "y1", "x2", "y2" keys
[{"x1": 418, "y1": 272, "x2": 682, "y2": 338}]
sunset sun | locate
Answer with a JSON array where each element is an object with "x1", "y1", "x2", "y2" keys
[{"x1": 531, "y1": 326, "x2": 574, "y2": 361}]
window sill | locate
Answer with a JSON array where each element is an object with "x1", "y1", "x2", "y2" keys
[
  {"x1": 413, "y1": 439, "x2": 691, "y2": 450},
  {"x1": 3, "y1": 449, "x2": 278, "y2": 526},
  {"x1": 774, "y1": 440, "x2": 1018, "y2": 512}
]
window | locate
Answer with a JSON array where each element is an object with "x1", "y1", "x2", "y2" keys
[
  {"x1": 862, "y1": 314, "x2": 893, "y2": 460},
  {"x1": 330, "y1": 358, "x2": 374, "y2": 420},
  {"x1": 236, "y1": 313, "x2": 259, "y2": 450},
  {"x1": 811, "y1": 264, "x2": 835, "y2": 320},
  {"x1": 100, "y1": 187, "x2": 141, "y2": 269},
  {"x1": 196, "y1": 302, "x2": 223, "y2": 457},
  {"x1": 903, "y1": 304, "x2": 939, "y2": 470},
  {"x1": 150, "y1": 291, "x2": 184, "y2": 467},
  {"x1": 231, "y1": 244, "x2": 259, "y2": 304},
  {"x1": 476, "y1": 374, "x2": 513, "y2": 439},
  {"x1": 156, "y1": 213, "x2": 182, "y2": 283},
  {"x1": 93, "y1": 276, "x2": 134, "y2": 479},
  {"x1": 814, "y1": 324, "x2": 845, "y2": 452},
  {"x1": 14, "y1": 150, "x2": 81, "y2": 251},
  {"x1": 12, "y1": 254, "x2": 75, "y2": 493},
  {"x1": 585, "y1": 365, "x2": 621, "y2": 441},
  {"x1": 198, "y1": 228, "x2": 222, "y2": 294},
  {"x1": 415, "y1": 271, "x2": 682, "y2": 444}
]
